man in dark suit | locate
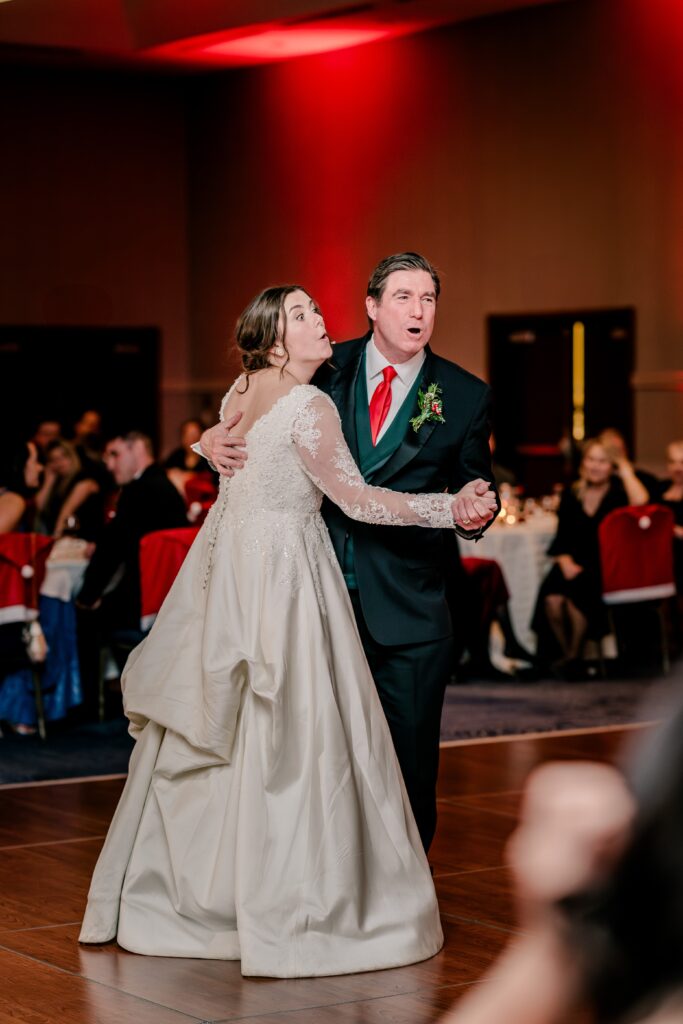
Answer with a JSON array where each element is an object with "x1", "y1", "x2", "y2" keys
[
  {"x1": 314, "y1": 253, "x2": 498, "y2": 850},
  {"x1": 199, "y1": 253, "x2": 498, "y2": 851},
  {"x1": 77, "y1": 430, "x2": 188, "y2": 634}
]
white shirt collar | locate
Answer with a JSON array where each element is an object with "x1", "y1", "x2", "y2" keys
[{"x1": 366, "y1": 335, "x2": 426, "y2": 386}]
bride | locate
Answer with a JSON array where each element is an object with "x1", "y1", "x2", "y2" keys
[{"x1": 79, "y1": 284, "x2": 497, "y2": 978}]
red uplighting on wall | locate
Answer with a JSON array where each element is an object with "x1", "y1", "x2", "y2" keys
[
  {"x1": 146, "y1": 23, "x2": 406, "y2": 67},
  {"x1": 203, "y1": 27, "x2": 393, "y2": 62}
]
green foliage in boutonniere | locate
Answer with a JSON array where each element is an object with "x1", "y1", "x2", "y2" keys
[{"x1": 410, "y1": 383, "x2": 446, "y2": 433}]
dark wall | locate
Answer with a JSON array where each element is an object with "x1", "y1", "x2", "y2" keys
[{"x1": 0, "y1": 66, "x2": 190, "y2": 448}]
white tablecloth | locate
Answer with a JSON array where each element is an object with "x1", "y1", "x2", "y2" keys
[
  {"x1": 41, "y1": 538, "x2": 89, "y2": 602},
  {"x1": 457, "y1": 516, "x2": 557, "y2": 651}
]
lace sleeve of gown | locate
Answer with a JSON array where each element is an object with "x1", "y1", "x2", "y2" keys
[{"x1": 291, "y1": 390, "x2": 455, "y2": 529}]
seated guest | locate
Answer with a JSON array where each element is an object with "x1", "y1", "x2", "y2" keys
[
  {"x1": 70, "y1": 408, "x2": 112, "y2": 492},
  {"x1": 0, "y1": 441, "x2": 42, "y2": 534},
  {"x1": 533, "y1": 437, "x2": 648, "y2": 678},
  {"x1": 76, "y1": 430, "x2": 188, "y2": 638},
  {"x1": 72, "y1": 409, "x2": 103, "y2": 456},
  {"x1": 0, "y1": 441, "x2": 44, "y2": 734},
  {"x1": 31, "y1": 419, "x2": 62, "y2": 460},
  {"x1": 598, "y1": 427, "x2": 658, "y2": 497},
  {"x1": 163, "y1": 418, "x2": 207, "y2": 473},
  {"x1": 164, "y1": 418, "x2": 219, "y2": 499},
  {"x1": 457, "y1": 558, "x2": 536, "y2": 680},
  {"x1": 35, "y1": 439, "x2": 103, "y2": 540},
  {"x1": 654, "y1": 439, "x2": 683, "y2": 619}
]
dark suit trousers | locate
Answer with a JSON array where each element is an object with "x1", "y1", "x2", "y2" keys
[{"x1": 349, "y1": 589, "x2": 453, "y2": 853}]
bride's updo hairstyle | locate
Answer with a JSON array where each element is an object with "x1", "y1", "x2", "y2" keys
[{"x1": 235, "y1": 285, "x2": 308, "y2": 388}]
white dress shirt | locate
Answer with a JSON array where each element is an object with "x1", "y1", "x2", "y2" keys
[{"x1": 365, "y1": 336, "x2": 426, "y2": 443}]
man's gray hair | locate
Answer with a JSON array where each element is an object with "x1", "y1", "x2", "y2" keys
[{"x1": 366, "y1": 252, "x2": 441, "y2": 303}]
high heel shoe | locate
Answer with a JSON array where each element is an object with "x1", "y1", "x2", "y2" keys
[{"x1": 7, "y1": 722, "x2": 37, "y2": 736}]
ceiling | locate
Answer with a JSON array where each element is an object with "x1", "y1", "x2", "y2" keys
[{"x1": 0, "y1": 0, "x2": 567, "y2": 70}]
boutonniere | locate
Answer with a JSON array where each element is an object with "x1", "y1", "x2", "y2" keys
[{"x1": 410, "y1": 383, "x2": 446, "y2": 433}]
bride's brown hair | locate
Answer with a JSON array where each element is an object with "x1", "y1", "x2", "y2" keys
[{"x1": 235, "y1": 284, "x2": 308, "y2": 390}]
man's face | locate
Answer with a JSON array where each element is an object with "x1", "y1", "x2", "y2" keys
[
  {"x1": 47, "y1": 446, "x2": 74, "y2": 478},
  {"x1": 667, "y1": 443, "x2": 683, "y2": 484},
  {"x1": 76, "y1": 411, "x2": 101, "y2": 439},
  {"x1": 365, "y1": 269, "x2": 437, "y2": 363},
  {"x1": 181, "y1": 422, "x2": 202, "y2": 449},
  {"x1": 104, "y1": 439, "x2": 139, "y2": 485},
  {"x1": 34, "y1": 421, "x2": 61, "y2": 450}
]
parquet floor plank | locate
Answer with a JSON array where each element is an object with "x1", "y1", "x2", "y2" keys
[
  {"x1": 436, "y1": 726, "x2": 637, "y2": 799},
  {"x1": 0, "y1": 947, "x2": 203, "y2": 1024},
  {"x1": 0, "y1": 838, "x2": 102, "y2": 931},
  {"x1": 436, "y1": 867, "x2": 517, "y2": 931},
  {"x1": 210, "y1": 984, "x2": 468, "y2": 1023},
  {"x1": 0, "y1": 778, "x2": 124, "y2": 849},
  {"x1": 428, "y1": 801, "x2": 514, "y2": 875},
  {"x1": 0, "y1": 918, "x2": 506, "y2": 1020},
  {"x1": 440, "y1": 791, "x2": 522, "y2": 817}
]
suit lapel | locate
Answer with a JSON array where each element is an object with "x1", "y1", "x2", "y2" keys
[
  {"x1": 328, "y1": 340, "x2": 365, "y2": 465},
  {"x1": 371, "y1": 347, "x2": 440, "y2": 486}
]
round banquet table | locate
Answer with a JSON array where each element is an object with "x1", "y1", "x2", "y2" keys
[{"x1": 457, "y1": 515, "x2": 557, "y2": 652}]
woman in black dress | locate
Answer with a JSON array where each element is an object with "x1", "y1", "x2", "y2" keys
[
  {"x1": 163, "y1": 418, "x2": 219, "y2": 500},
  {"x1": 535, "y1": 438, "x2": 648, "y2": 675},
  {"x1": 35, "y1": 439, "x2": 103, "y2": 540},
  {"x1": 654, "y1": 440, "x2": 683, "y2": 624}
]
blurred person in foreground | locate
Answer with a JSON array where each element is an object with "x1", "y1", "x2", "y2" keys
[
  {"x1": 34, "y1": 439, "x2": 103, "y2": 540},
  {"x1": 442, "y1": 697, "x2": 683, "y2": 1024},
  {"x1": 533, "y1": 437, "x2": 648, "y2": 678},
  {"x1": 76, "y1": 430, "x2": 187, "y2": 640},
  {"x1": 0, "y1": 441, "x2": 42, "y2": 534}
]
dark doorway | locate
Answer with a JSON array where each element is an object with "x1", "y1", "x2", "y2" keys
[
  {"x1": 0, "y1": 326, "x2": 159, "y2": 443},
  {"x1": 488, "y1": 309, "x2": 635, "y2": 496}
]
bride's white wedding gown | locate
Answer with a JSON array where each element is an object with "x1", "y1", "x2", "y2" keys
[{"x1": 80, "y1": 380, "x2": 454, "y2": 978}]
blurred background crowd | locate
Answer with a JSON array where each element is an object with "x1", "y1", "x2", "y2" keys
[{"x1": 1, "y1": 405, "x2": 682, "y2": 737}]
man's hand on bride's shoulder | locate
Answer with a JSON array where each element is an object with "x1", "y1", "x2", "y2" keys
[
  {"x1": 451, "y1": 478, "x2": 497, "y2": 531},
  {"x1": 200, "y1": 412, "x2": 248, "y2": 477}
]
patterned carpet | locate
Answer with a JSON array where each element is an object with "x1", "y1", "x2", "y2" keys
[
  {"x1": 439, "y1": 672, "x2": 675, "y2": 741},
  {"x1": 1, "y1": 661, "x2": 680, "y2": 784}
]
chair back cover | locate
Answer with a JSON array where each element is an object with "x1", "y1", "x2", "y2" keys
[
  {"x1": 184, "y1": 475, "x2": 218, "y2": 506},
  {"x1": 0, "y1": 533, "x2": 54, "y2": 624},
  {"x1": 139, "y1": 527, "x2": 200, "y2": 630},
  {"x1": 599, "y1": 504, "x2": 675, "y2": 604}
]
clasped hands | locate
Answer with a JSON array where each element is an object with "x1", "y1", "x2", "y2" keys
[{"x1": 451, "y1": 479, "x2": 498, "y2": 532}]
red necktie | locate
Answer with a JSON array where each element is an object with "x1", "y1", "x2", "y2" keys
[{"x1": 369, "y1": 365, "x2": 398, "y2": 446}]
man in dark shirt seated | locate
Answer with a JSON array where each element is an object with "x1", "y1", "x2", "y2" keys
[{"x1": 77, "y1": 430, "x2": 188, "y2": 636}]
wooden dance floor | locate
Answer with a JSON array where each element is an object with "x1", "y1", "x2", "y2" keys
[{"x1": 0, "y1": 725, "x2": 644, "y2": 1023}]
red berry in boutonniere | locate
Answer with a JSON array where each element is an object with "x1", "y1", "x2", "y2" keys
[{"x1": 410, "y1": 383, "x2": 446, "y2": 433}]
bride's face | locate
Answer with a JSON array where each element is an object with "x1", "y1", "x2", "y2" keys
[{"x1": 280, "y1": 290, "x2": 332, "y2": 365}]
